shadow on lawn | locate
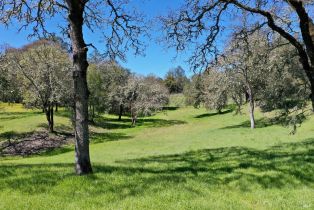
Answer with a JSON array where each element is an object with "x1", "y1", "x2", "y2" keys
[
  {"x1": 195, "y1": 109, "x2": 233, "y2": 118},
  {"x1": 0, "y1": 131, "x2": 35, "y2": 141},
  {"x1": 0, "y1": 111, "x2": 42, "y2": 121},
  {"x1": 90, "y1": 132, "x2": 133, "y2": 144},
  {"x1": 221, "y1": 114, "x2": 303, "y2": 129},
  {"x1": 93, "y1": 116, "x2": 186, "y2": 130},
  {"x1": 162, "y1": 106, "x2": 180, "y2": 111},
  {"x1": 0, "y1": 138, "x2": 313, "y2": 197}
]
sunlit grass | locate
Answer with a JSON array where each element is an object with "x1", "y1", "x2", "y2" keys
[{"x1": 0, "y1": 102, "x2": 314, "y2": 209}]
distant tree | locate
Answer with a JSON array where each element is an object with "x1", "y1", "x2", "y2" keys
[
  {"x1": 124, "y1": 75, "x2": 169, "y2": 125},
  {"x1": 226, "y1": 73, "x2": 244, "y2": 115},
  {"x1": 201, "y1": 69, "x2": 228, "y2": 113},
  {"x1": 3, "y1": 40, "x2": 72, "y2": 132},
  {"x1": 164, "y1": 66, "x2": 189, "y2": 93},
  {"x1": 107, "y1": 65, "x2": 131, "y2": 120},
  {"x1": 183, "y1": 74, "x2": 203, "y2": 107},
  {"x1": 87, "y1": 60, "x2": 130, "y2": 121},
  {"x1": 87, "y1": 63, "x2": 105, "y2": 122}
]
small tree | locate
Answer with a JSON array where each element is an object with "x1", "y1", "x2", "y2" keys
[
  {"x1": 3, "y1": 40, "x2": 72, "y2": 132},
  {"x1": 87, "y1": 60, "x2": 130, "y2": 121},
  {"x1": 124, "y1": 75, "x2": 169, "y2": 125},
  {"x1": 183, "y1": 74, "x2": 203, "y2": 108}
]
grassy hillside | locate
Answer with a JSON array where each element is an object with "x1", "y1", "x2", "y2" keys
[{"x1": 0, "y1": 102, "x2": 313, "y2": 209}]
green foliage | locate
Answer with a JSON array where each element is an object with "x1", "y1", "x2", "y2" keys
[
  {"x1": 0, "y1": 45, "x2": 22, "y2": 103},
  {"x1": 164, "y1": 66, "x2": 189, "y2": 93},
  {"x1": 257, "y1": 37, "x2": 310, "y2": 112},
  {"x1": 168, "y1": 93, "x2": 186, "y2": 107},
  {"x1": 87, "y1": 60, "x2": 130, "y2": 118},
  {"x1": 3, "y1": 40, "x2": 73, "y2": 108},
  {"x1": 123, "y1": 75, "x2": 169, "y2": 124},
  {"x1": 183, "y1": 74, "x2": 203, "y2": 107}
]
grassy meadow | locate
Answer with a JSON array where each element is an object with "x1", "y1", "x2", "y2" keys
[{"x1": 0, "y1": 99, "x2": 313, "y2": 210}]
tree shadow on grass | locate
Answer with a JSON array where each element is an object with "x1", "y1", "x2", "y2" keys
[
  {"x1": 93, "y1": 116, "x2": 186, "y2": 130},
  {"x1": 37, "y1": 123, "x2": 74, "y2": 135},
  {"x1": 220, "y1": 114, "x2": 303, "y2": 129},
  {"x1": 195, "y1": 109, "x2": 233, "y2": 118},
  {"x1": 0, "y1": 138, "x2": 313, "y2": 200},
  {"x1": 0, "y1": 111, "x2": 42, "y2": 121},
  {"x1": 0, "y1": 131, "x2": 35, "y2": 141},
  {"x1": 90, "y1": 132, "x2": 133, "y2": 144},
  {"x1": 54, "y1": 110, "x2": 73, "y2": 118},
  {"x1": 162, "y1": 106, "x2": 180, "y2": 111}
]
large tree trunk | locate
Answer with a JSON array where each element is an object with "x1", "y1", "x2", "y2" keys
[{"x1": 67, "y1": 0, "x2": 92, "y2": 175}]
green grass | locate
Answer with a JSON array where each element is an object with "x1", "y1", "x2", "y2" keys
[
  {"x1": 0, "y1": 102, "x2": 314, "y2": 209},
  {"x1": 168, "y1": 93, "x2": 186, "y2": 107}
]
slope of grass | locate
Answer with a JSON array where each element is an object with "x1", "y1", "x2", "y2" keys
[{"x1": 0, "y1": 103, "x2": 314, "y2": 210}]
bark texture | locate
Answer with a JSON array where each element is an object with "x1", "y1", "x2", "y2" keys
[{"x1": 66, "y1": 0, "x2": 92, "y2": 175}]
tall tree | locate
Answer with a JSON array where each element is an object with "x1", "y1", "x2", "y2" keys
[
  {"x1": 162, "y1": 0, "x2": 314, "y2": 110},
  {"x1": 0, "y1": 0, "x2": 146, "y2": 174}
]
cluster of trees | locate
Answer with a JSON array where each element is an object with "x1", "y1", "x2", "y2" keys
[
  {"x1": 87, "y1": 57, "x2": 169, "y2": 125},
  {"x1": 185, "y1": 29, "x2": 309, "y2": 129},
  {"x1": 0, "y1": 41, "x2": 169, "y2": 131},
  {"x1": 163, "y1": 0, "x2": 314, "y2": 114}
]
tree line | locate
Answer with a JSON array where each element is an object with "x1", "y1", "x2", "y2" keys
[{"x1": 0, "y1": 40, "x2": 171, "y2": 131}]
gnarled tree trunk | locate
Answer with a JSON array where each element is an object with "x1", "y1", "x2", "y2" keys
[{"x1": 66, "y1": 0, "x2": 92, "y2": 175}]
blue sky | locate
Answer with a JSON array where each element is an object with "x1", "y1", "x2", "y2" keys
[{"x1": 0, "y1": 0, "x2": 193, "y2": 78}]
